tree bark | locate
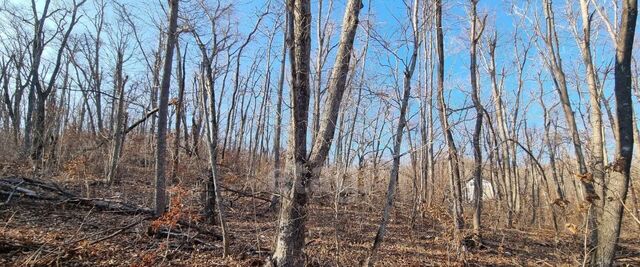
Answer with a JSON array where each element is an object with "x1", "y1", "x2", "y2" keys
[
  {"x1": 270, "y1": 1, "x2": 313, "y2": 265},
  {"x1": 271, "y1": 0, "x2": 362, "y2": 265},
  {"x1": 469, "y1": 0, "x2": 486, "y2": 241},
  {"x1": 106, "y1": 50, "x2": 127, "y2": 184},
  {"x1": 541, "y1": 0, "x2": 599, "y2": 258},
  {"x1": 435, "y1": 0, "x2": 465, "y2": 240},
  {"x1": 171, "y1": 42, "x2": 187, "y2": 182},
  {"x1": 271, "y1": 12, "x2": 289, "y2": 210},
  {"x1": 592, "y1": 0, "x2": 636, "y2": 265},
  {"x1": 154, "y1": 0, "x2": 179, "y2": 217}
]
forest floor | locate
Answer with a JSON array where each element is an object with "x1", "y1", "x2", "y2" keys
[{"x1": 1, "y1": 154, "x2": 639, "y2": 266}]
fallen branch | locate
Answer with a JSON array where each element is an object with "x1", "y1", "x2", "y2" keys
[
  {"x1": 220, "y1": 184, "x2": 272, "y2": 203},
  {"x1": 177, "y1": 219, "x2": 223, "y2": 240},
  {"x1": 88, "y1": 217, "x2": 148, "y2": 245},
  {"x1": 81, "y1": 104, "x2": 173, "y2": 153},
  {"x1": 0, "y1": 176, "x2": 153, "y2": 215}
]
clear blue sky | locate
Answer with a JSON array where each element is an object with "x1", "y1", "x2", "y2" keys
[{"x1": 5, "y1": 0, "x2": 636, "y2": 165}]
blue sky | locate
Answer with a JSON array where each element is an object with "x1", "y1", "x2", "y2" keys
[{"x1": 2, "y1": 0, "x2": 636, "y2": 166}]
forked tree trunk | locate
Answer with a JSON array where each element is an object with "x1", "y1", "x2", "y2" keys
[
  {"x1": 29, "y1": 0, "x2": 85, "y2": 161},
  {"x1": 271, "y1": 0, "x2": 362, "y2": 265}
]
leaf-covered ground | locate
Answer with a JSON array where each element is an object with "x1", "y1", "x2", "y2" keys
[{"x1": 1, "y1": 153, "x2": 639, "y2": 266}]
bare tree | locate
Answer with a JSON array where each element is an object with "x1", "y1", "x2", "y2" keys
[
  {"x1": 221, "y1": 8, "x2": 269, "y2": 159},
  {"x1": 171, "y1": 41, "x2": 187, "y2": 181},
  {"x1": 469, "y1": 0, "x2": 486, "y2": 243},
  {"x1": 362, "y1": 0, "x2": 420, "y2": 265},
  {"x1": 154, "y1": 0, "x2": 180, "y2": 217},
  {"x1": 25, "y1": 0, "x2": 86, "y2": 160},
  {"x1": 188, "y1": 22, "x2": 231, "y2": 253},
  {"x1": 82, "y1": 0, "x2": 106, "y2": 133},
  {"x1": 106, "y1": 48, "x2": 128, "y2": 184},
  {"x1": 538, "y1": 0, "x2": 599, "y2": 258},
  {"x1": 435, "y1": 0, "x2": 465, "y2": 243},
  {"x1": 271, "y1": 0, "x2": 363, "y2": 265},
  {"x1": 592, "y1": 0, "x2": 637, "y2": 265},
  {"x1": 271, "y1": 10, "x2": 289, "y2": 209}
]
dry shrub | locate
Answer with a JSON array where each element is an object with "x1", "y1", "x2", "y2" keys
[{"x1": 151, "y1": 185, "x2": 201, "y2": 232}]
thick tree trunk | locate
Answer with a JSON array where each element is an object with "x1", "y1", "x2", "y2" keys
[
  {"x1": 592, "y1": 0, "x2": 636, "y2": 265},
  {"x1": 153, "y1": 0, "x2": 179, "y2": 217},
  {"x1": 308, "y1": 0, "x2": 362, "y2": 165},
  {"x1": 271, "y1": 0, "x2": 362, "y2": 265},
  {"x1": 270, "y1": 1, "x2": 313, "y2": 265}
]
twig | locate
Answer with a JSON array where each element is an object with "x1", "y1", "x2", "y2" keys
[
  {"x1": 220, "y1": 184, "x2": 272, "y2": 202},
  {"x1": 89, "y1": 217, "x2": 147, "y2": 245}
]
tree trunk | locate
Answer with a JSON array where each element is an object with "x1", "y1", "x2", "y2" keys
[
  {"x1": 270, "y1": 1, "x2": 313, "y2": 265},
  {"x1": 592, "y1": 0, "x2": 636, "y2": 265},
  {"x1": 310, "y1": 0, "x2": 333, "y2": 146},
  {"x1": 541, "y1": 0, "x2": 598, "y2": 258},
  {"x1": 201, "y1": 59, "x2": 231, "y2": 258},
  {"x1": 271, "y1": 11, "x2": 288, "y2": 210},
  {"x1": 106, "y1": 51, "x2": 127, "y2": 184},
  {"x1": 363, "y1": 1, "x2": 418, "y2": 265},
  {"x1": 435, "y1": 0, "x2": 465, "y2": 240},
  {"x1": 271, "y1": 0, "x2": 362, "y2": 265},
  {"x1": 153, "y1": 0, "x2": 179, "y2": 217},
  {"x1": 469, "y1": 0, "x2": 485, "y2": 241},
  {"x1": 171, "y1": 42, "x2": 187, "y2": 182}
]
